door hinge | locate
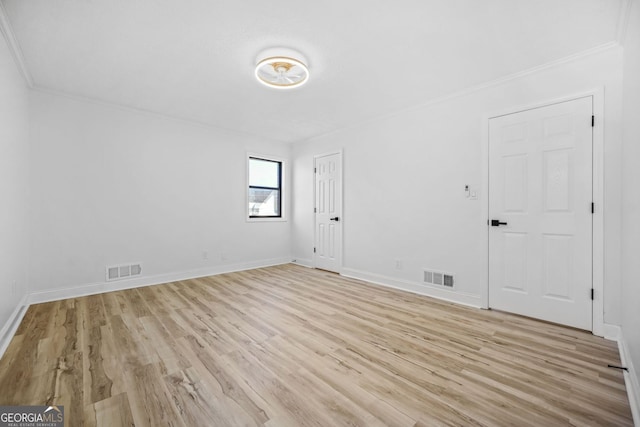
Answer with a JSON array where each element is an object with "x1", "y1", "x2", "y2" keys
[
  {"x1": 591, "y1": 288, "x2": 594, "y2": 300},
  {"x1": 592, "y1": 115, "x2": 595, "y2": 127},
  {"x1": 314, "y1": 167, "x2": 317, "y2": 173},
  {"x1": 313, "y1": 247, "x2": 316, "y2": 253},
  {"x1": 314, "y1": 207, "x2": 317, "y2": 213},
  {"x1": 591, "y1": 202, "x2": 595, "y2": 214}
]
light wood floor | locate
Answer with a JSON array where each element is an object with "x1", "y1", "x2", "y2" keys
[{"x1": 0, "y1": 264, "x2": 632, "y2": 426}]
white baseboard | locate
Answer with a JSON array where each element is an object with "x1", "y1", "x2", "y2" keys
[
  {"x1": 28, "y1": 257, "x2": 292, "y2": 305},
  {"x1": 1, "y1": 258, "x2": 290, "y2": 360},
  {"x1": 0, "y1": 257, "x2": 289, "y2": 360},
  {"x1": 0, "y1": 294, "x2": 29, "y2": 359},
  {"x1": 291, "y1": 258, "x2": 313, "y2": 268},
  {"x1": 603, "y1": 323, "x2": 622, "y2": 341},
  {"x1": 341, "y1": 268, "x2": 482, "y2": 308},
  {"x1": 617, "y1": 327, "x2": 640, "y2": 426}
]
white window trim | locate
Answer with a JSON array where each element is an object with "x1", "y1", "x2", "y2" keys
[{"x1": 246, "y1": 153, "x2": 287, "y2": 222}]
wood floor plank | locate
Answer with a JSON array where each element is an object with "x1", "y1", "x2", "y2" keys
[
  {"x1": 163, "y1": 367, "x2": 251, "y2": 427},
  {"x1": 85, "y1": 392, "x2": 135, "y2": 427},
  {"x1": 0, "y1": 264, "x2": 633, "y2": 426},
  {"x1": 179, "y1": 336, "x2": 269, "y2": 426},
  {"x1": 125, "y1": 363, "x2": 186, "y2": 427},
  {"x1": 83, "y1": 325, "x2": 113, "y2": 405}
]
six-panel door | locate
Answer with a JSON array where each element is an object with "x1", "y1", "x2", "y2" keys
[
  {"x1": 488, "y1": 97, "x2": 593, "y2": 330},
  {"x1": 315, "y1": 153, "x2": 342, "y2": 273}
]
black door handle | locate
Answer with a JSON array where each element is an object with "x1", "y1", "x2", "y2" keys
[
  {"x1": 330, "y1": 217, "x2": 340, "y2": 222},
  {"x1": 491, "y1": 219, "x2": 508, "y2": 227}
]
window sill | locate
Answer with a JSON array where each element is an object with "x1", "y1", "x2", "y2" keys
[{"x1": 246, "y1": 217, "x2": 288, "y2": 223}]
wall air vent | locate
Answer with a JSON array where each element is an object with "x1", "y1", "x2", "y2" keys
[
  {"x1": 106, "y1": 263, "x2": 142, "y2": 282},
  {"x1": 443, "y1": 274, "x2": 454, "y2": 287},
  {"x1": 423, "y1": 269, "x2": 455, "y2": 288},
  {"x1": 424, "y1": 271, "x2": 433, "y2": 283},
  {"x1": 433, "y1": 272, "x2": 443, "y2": 286}
]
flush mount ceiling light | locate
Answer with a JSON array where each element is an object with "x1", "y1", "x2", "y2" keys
[{"x1": 255, "y1": 48, "x2": 309, "y2": 89}]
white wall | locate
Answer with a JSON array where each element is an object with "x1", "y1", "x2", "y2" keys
[
  {"x1": 0, "y1": 32, "x2": 30, "y2": 329},
  {"x1": 292, "y1": 47, "x2": 623, "y2": 322},
  {"x1": 621, "y1": 0, "x2": 640, "y2": 412},
  {"x1": 28, "y1": 91, "x2": 291, "y2": 295}
]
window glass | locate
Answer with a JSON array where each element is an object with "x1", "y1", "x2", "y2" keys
[{"x1": 249, "y1": 158, "x2": 280, "y2": 188}]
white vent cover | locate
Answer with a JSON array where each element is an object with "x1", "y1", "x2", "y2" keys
[
  {"x1": 424, "y1": 271, "x2": 433, "y2": 283},
  {"x1": 107, "y1": 267, "x2": 118, "y2": 280},
  {"x1": 423, "y1": 269, "x2": 454, "y2": 288},
  {"x1": 106, "y1": 263, "x2": 142, "y2": 282},
  {"x1": 433, "y1": 272, "x2": 443, "y2": 286}
]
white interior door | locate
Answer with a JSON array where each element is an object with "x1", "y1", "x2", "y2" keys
[
  {"x1": 314, "y1": 153, "x2": 342, "y2": 273},
  {"x1": 488, "y1": 97, "x2": 593, "y2": 330}
]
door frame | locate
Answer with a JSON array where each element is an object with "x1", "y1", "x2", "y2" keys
[
  {"x1": 481, "y1": 88, "x2": 604, "y2": 336},
  {"x1": 313, "y1": 150, "x2": 344, "y2": 273}
]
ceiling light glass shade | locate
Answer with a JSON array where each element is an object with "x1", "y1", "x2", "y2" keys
[{"x1": 255, "y1": 50, "x2": 309, "y2": 89}]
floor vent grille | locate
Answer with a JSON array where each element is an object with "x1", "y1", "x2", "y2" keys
[
  {"x1": 106, "y1": 263, "x2": 142, "y2": 282},
  {"x1": 424, "y1": 269, "x2": 454, "y2": 288}
]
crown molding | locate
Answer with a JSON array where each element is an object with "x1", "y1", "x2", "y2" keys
[
  {"x1": 30, "y1": 85, "x2": 289, "y2": 145},
  {"x1": 0, "y1": 1, "x2": 33, "y2": 87},
  {"x1": 300, "y1": 41, "x2": 621, "y2": 145},
  {"x1": 616, "y1": 0, "x2": 634, "y2": 45}
]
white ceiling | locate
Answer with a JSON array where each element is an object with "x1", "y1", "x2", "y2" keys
[{"x1": 1, "y1": 0, "x2": 625, "y2": 143}]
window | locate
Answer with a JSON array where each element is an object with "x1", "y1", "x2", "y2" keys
[{"x1": 248, "y1": 156, "x2": 283, "y2": 219}]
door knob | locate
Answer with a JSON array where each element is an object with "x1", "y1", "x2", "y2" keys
[
  {"x1": 330, "y1": 217, "x2": 340, "y2": 222},
  {"x1": 491, "y1": 219, "x2": 508, "y2": 226}
]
